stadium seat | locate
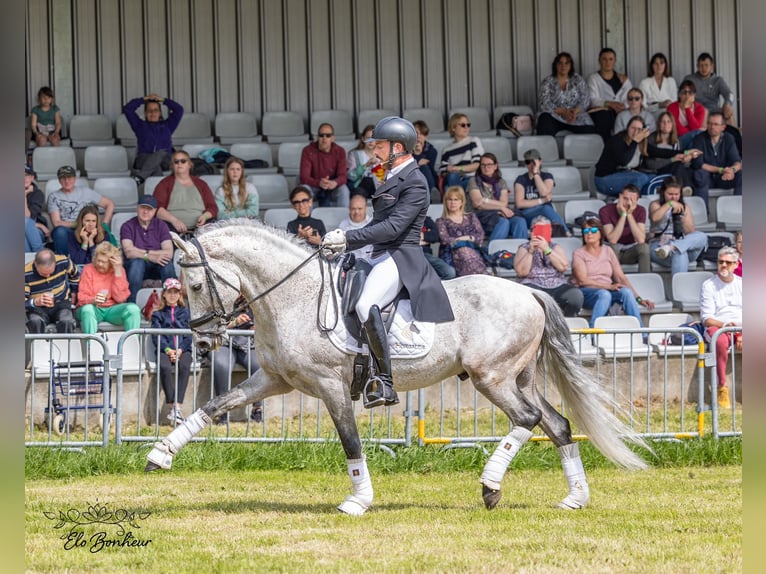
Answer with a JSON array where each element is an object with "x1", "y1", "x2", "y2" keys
[
  {"x1": 261, "y1": 111, "x2": 309, "y2": 143},
  {"x1": 479, "y1": 137, "x2": 513, "y2": 165},
  {"x1": 89, "y1": 331, "x2": 144, "y2": 375},
  {"x1": 547, "y1": 166, "x2": 588, "y2": 202},
  {"x1": 68, "y1": 114, "x2": 115, "y2": 148},
  {"x1": 426, "y1": 203, "x2": 445, "y2": 222},
  {"x1": 563, "y1": 199, "x2": 606, "y2": 234},
  {"x1": 647, "y1": 312, "x2": 699, "y2": 357},
  {"x1": 671, "y1": 271, "x2": 713, "y2": 312},
  {"x1": 448, "y1": 107, "x2": 496, "y2": 138},
  {"x1": 311, "y1": 207, "x2": 349, "y2": 231},
  {"x1": 486, "y1": 238, "x2": 526, "y2": 278},
  {"x1": 109, "y1": 211, "x2": 135, "y2": 243},
  {"x1": 715, "y1": 196, "x2": 742, "y2": 231},
  {"x1": 277, "y1": 142, "x2": 306, "y2": 177},
  {"x1": 564, "y1": 316, "x2": 599, "y2": 362},
  {"x1": 685, "y1": 195, "x2": 716, "y2": 232},
  {"x1": 593, "y1": 315, "x2": 651, "y2": 359},
  {"x1": 357, "y1": 109, "x2": 397, "y2": 134},
  {"x1": 84, "y1": 145, "x2": 131, "y2": 178},
  {"x1": 25, "y1": 252, "x2": 36, "y2": 264},
  {"x1": 199, "y1": 174, "x2": 223, "y2": 192},
  {"x1": 172, "y1": 113, "x2": 214, "y2": 146},
  {"x1": 214, "y1": 112, "x2": 260, "y2": 144},
  {"x1": 115, "y1": 114, "x2": 137, "y2": 147},
  {"x1": 552, "y1": 237, "x2": 582, "y2": 270},
  {"x1": 246, "y1": 174, "x2": 290, "y2": 210},
  {"x1": 625, "y1": 273, "x2": 673, "y2": 313},
  {"x1": 228, "y1": 143, "x2": 278, "y2": 174},
  {"x1": 181, "y1": 144, "x2": 221, "y2": 159},
  {"x1": 143, "y1": 176, "x2": 164, "y2": 197},
  {"x1": 310, "y1": 110, "x2": 355, "y2": 141},
  {"x1": 32, "y1": 146, "x2": 78, "y2": 181},
  {"x1": 93, "y1": 177, "x2": 139, "y2": 213},
  {"x1": 403, "y1": 108, "x2": 446, "y2": 134},
  {"x1": 44, "y1": 177, "x2": 90, "y2": 200},
  {"x1": 263, "y1": 208, "x2": 297, "y2": 230},
  {"x1": 562, "y1": 134, "x2": 604, "y2": 168},
  {"x1": 516, "y1": 135, "x2": 566, "y2": 166}
]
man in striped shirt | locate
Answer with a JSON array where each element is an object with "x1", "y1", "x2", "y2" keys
[{"x1": 25, "y1": 248, "x2": 80, "y2": 333}]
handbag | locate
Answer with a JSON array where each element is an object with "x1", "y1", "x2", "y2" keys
[{"x1": 496, "y1": 113, "x2": 534, "y2": 137}]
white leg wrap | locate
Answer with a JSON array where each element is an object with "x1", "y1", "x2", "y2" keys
[
  {"x1": 146, "y1": 409, "x2": 211, "y2": 470},
  {"x1": 480, "y1": 427, "x2": 533, "y2": 491},
  {"x1": 337, "y1": 455, "x2": 373, "y2": 516},
  {"x1": 557, "y1": 442, "x2": 590, "y2": 510}
]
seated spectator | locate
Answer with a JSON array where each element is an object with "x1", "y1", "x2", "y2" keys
[
  {"x1": 644, "y1": 111, "x2": 698, "y2": 192},
  {"x1": 67, "y1": 205, "x2": 116, "y2": 266},
  {"x1": 153, "y1": 150, "x2": 218, "y2": 235},
  {"x1": 593, "y1": 116, "x2": 653, "y2": 197},
  {"x1": 700, "y1": 246, "x2": 742, "y2": 409},
  {"x1": 30, "y1": 86, "x2": 62, "y2": 147},
  {"x1": 734, "y1": 231, "x2": 742, "y2": 277},
  {"x1": 436, "y1": 186, "x2": 488, "y2": 277},
  {"x1": 212, "y1": 295, "x2": 262, "y2": 423},
  {"x1": 513, "y1": 216, "x2": 583, "y2": 317},
  {"x1": 667, "y1": 80, "x2": 707, "y2": 149},
  {"x1": 648, "y1": 177, "x2": 708, "y2": 274},
  {"x1": 412, "y1": 120, "x2": 439, "y2": 197},
  {"x1": 75, "y1": 242, "x2": 141, "y2": 334},
  {"x1": 123, "y1": 93, "x2": 184, "y2": 184},
  {"x1": 683, "y1": 52, "x2": 741, "y2": 155},
  {"x1": 25, "y1": 248, "x2": 79, "y2": 334},
  {"x1": 420, "y1": 216, "x2": 456, "y2": 280},
  {"x1": 466, "y1": 152, "x2": 527, "y2": 241},
  {"x1": 512, "y1": 149, "x2": 570, "y2": 234},
  {"x1": 612, "y1": 88, "x2": 656, "y2": 134},
  {"x1": 599, "y1": 184, "x2": 650, "y2": 273},
  {"x1": 151, "y1": 278, "x2": 193, "y2": 425},
  {"x1": 299, "y1": 123, "x2": 350, "y2": 207},
  {"x1": 637, "y1": 52, "x2": 678, "y2": 117},
  {"x1": 48, "y1": 165, "x2": 115, "y2": 255},
  {"x1": 120, "y1": 195, "x2": 176, "y2": 303},
  {"x1": 690, "y1": 112, "x2": 742, "y2": 211},
  {"x1": 214, "y1": 157, "x2": 260, "y2": 219},
  {"x1": 536, "y1": 51, "x2": 595, "y2": 136},
  {"x1": 587, "y1": 48, "x2": 633, "y2": 141},
  {"x1": 346, "y1": 124, "x2": 383, "y2": 199},
  {"x1": 338, "y1": 194, "x2": 373, "y2": 260},
  {"x1": 25, "y1": 164, "x2": 49, "y2": 252},
  {"x1": 571, "y1": 217, "x2": 654, "y2": 328},
  {"x1": 439, "y1": 113, "x2": 484, "y2": 191},
  {"x1": 286, "y1": 185, "x2": 326, "y2": 247}
]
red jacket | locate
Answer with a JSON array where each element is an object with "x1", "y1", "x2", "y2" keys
[
  {"x1": 153, "y1": 175, "x2": 218, "y2": 219},
  {"x1": 667, "y1": 101, "x2": 707, "y2": 137},
  {"x1": 299, "y1": 142, "x2": 348, "y2": 187}
]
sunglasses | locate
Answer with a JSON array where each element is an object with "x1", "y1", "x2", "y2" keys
[
  {"x1": 679, "y1": 89, "x2": 693, "y2": 95},
  {"x1": 458, "y1": 122, "x2": 471, "y2": 128},
  {"x1": 317, "y1": 133, "x2": 334, "y2": 138},
  {"x1": 582, "y1": 227, "x2": 600, "y2": 234},
  {"x1": 291, "y1": 198, "x2": 311, "y2": 206},
  {"x1": 524, "y1": 159, "x2": 538, "y2": 165},
  {"x1": 173, "y1": 158, "x2": 188, "y2": 164},
  {"x1": 480, "y1": 162, "x2": 496, "y2": 167},
  {"x1": 627, "y1": 96, "x2": 642, "y2": 101},
  {"x1": 717, "y1": 259, "x2": 737, "y2": 266}
]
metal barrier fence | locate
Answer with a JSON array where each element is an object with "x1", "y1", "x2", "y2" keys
[{"x1": 25, "y1": 325, "x2": 742, "y2": 449}]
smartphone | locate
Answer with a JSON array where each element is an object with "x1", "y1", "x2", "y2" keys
[{"x1": 531, "y1": 223, "x2": 552, "y2": 243}]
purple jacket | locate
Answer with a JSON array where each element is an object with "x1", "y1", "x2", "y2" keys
[{"x1": 123, "y1": 97, "x2": 184, "y2": 155}]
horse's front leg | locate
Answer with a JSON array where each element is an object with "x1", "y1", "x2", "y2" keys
[{"x1": 145, "y1": 369, "x2": 291, "y2": 472}]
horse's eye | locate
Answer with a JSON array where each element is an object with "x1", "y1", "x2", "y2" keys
[{"x1": 191, "y1": 283, "x2": 202, "y2": 292}]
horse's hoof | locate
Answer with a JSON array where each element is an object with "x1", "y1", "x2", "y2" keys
[
  {"x1": 337, "y1": 495, "x2": 369, "y2": 516},
  {"x1": 144, "y1": 461, "x2": 160, "y2": 472},
  {"x1": 482, "y1": 484, "x2": 502, "y2": 510}
]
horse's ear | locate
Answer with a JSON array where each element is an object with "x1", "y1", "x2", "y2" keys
[{"x1": 171, "y1": 232, "x2": 191, "y2": 255}]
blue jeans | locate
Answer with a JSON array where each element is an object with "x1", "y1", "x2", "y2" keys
[
  {"x1": 424, "y1": 251, "x2": 456, "y2": 279},
  {"x1": 580, "y1": 287, "x2": 644, "y2": 328},
  {"x1": 692, "y1": 169, "x2": 742, "y2": 213},
  {"x1": 679, "y1": 130, "x2": 704, "y2": 150},
  {"x1": 125, "y1": 257, "x2": 177, "y2": 302},
  {"x1": 52, "y1": 226, "x2": 74, "y2": 255},
  {"x1": 490, "y1": 215, "x2": 529, "y2": 240},
  {"x1": 518, "y1": 203, "x2": 568, "y2": 229},
  {"x1": 595, "y1": 171, "x2": 653, "y2": 197},
  {"x1": 25, "y1": 217, "x2": 45, "y2": 252},
  {"x1": 649, "y1": 232, "x2": 708, "y2": 274},
  {"x1": 444, "y1": 172, "x2": 473, "y2": 191}
]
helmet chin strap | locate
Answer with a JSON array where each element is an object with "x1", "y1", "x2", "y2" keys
[{"x1": 382, "y1": 141, "x2": 406, "y2": 171}]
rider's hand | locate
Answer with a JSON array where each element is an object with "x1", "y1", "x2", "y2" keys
[{"x1": 321, "y1": 228, "x2": 347, "y2": 254}]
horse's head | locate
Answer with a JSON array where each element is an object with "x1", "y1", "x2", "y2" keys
[{"x1": 171, "y1": 232, "x2": 242, "y2": 353}]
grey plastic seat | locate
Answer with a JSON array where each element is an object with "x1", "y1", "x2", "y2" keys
[
  {"x1": 93, "y1": 177, "x2": 139, "y2": 213},
  {"x1": 715, "y1": 196, "x2": 742, "y2": 231},
  {"x1": 479, "y1": 137, "x2": 513, "y2": 165},
  {"x1": 181, "y1": 144, "x2": 221, "y2": 159},
  {"x1": 671, "y1": 271, "x2": 714, "y2": 312},
  {"x1": 32, "y1": 146, "x2": 78, "y2": 181},
  {"x1": 647, "y1": 313, "x2": 698, "y2": 357},
  {"x1": 109, "y1": 211, "x2": 136, "y2": 242},
  {"x1": 625, "y1": 273, "x2": 673, "y2": 313},
  {"x1": 563, "y1": 199, "x2": 606, "y2": 233},
  {"x1": 494, "y1": 105, "x2": 535, "y2": 152},
  {"x1": 685, "y1": 195, "x2": 716, "y2": 232},
  {"x1": 84, "y1": 145, "x2": 131, "y2": 178},
  {"x1": 593, "y1": 315, "x2": 651, "y2": 359},
  {"x1": 486, "y1": 238, "x2": 526, "y2": 278},
  {"x1": 357, "y1": 109, "x2": 397, "y2": 134},
  {"x1": 214, "y1": 112, "x2": 260, "y2": 144},
  {"x1": 403, "y1": 108, "x2": 445, "y2": 135},
  {"x1": 565, "y1": 316, "x2": 599, "y2": 362},
  {"x1": 115, "y1": 114, "x2": 137, "y2": 147},
  {"x1": 516, "y1": 135, "x2": 566, "y2": 166},
  {"x1": 261, "y1": 111, "x2": 309, "y2": 143},
  {"x1": 171, "y1": 113, "x2": 214, "y2": 146},
  {"x1": 199, "y1": 174, "x2": 224, "y2": 192},
  {"x1": 311, "y1": 207, "x2": 348, "y2": 231},
  {"x1": 546, "y1": 166, "x2": 588, "y2": 202},
  {"x1": 263, "y1": 208, "x2": 297, "y2": 230},
  {"x1": 229, "y1": 143, "x2": 278, "y2": 174},
  {"x1": 448, "y1": 107, "x2": 496, "y2": 138},
  {"x1": 68, "y1": 114, "x2": 115, "y2": 148},
  {"x1": 246, "y1": 174, "x2": 290, "y2": 210},
  {"x1": 563, "y1": 134, "x2": 604, "y2": 168},
  {"x1": 277, "y1": 142, "x2": 306, "y2": 177},
  {"x1": 310, "y1": 110, "x2": 355, "y2": 141}
]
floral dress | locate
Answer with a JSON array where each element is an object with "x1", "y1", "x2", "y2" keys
[{"x1": 435, "y1": 214, "x2": 488, "y2": 276}]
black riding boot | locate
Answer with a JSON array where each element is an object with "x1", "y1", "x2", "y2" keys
[{"x1": 362, "y1": 305, "x2": 399, "y2": 408}]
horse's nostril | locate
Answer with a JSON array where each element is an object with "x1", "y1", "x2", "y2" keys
[{"x1": 197, "y1": 340, "x2": 211, "y2": 353}]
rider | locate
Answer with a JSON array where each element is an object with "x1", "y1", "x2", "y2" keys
[{"x1": 321, "y1": 116, "x2": 455, "y2": 408}]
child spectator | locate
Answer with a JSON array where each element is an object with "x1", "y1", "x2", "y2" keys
[{"x1": 30, "y1": 86, "x2": 62, "y2": 147}]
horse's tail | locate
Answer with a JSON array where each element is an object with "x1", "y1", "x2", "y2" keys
[{"x1": 531, "y1": 290, "x2": 650, "y2": 470}]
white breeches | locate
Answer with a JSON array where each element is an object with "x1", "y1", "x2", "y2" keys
[{"x1": 355, "y1": 252, "x2": 403, "y2": 322}]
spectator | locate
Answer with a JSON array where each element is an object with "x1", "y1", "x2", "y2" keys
[
  {"x1": 299, "y1": 123, "x2": 350, "y2": 207},
  {"x1": 151, "y1": 277, "x2": 193, "y2": 425},
  {"x1": 412, "y1": 120, "x2": 439, "y2": 197},
  {"x1": 734, "y1": 231, "x2": 742, "y2": 277},
  {"x1": 420, "y1": 216, "x2": 456, "y2": 280},
  {"x1": 587, "y1": 48, "x2": 633, "y2": 141},
  {"x1": 436, "y1": 186, "x2": 488, "y2": 277},
  {"x1": 612, "y1": 87, "x2": 657, "y2": 134},
  {"x1": 571, "y1": 217, "x2": 654, "y2": 328},
  {"x1": 212, "y1": 295, "x2": 262, "y2": 423},
  {"x1": 75, "y1": 242, "x2": 141, "y2": 334},
  {"x1": 467, "y1": 152, "x2": 527, "y2": 241},
  {"x1": 439, "y1": 113, "x2": 484, "y2": 190},
  {"x1": 25, "y1": 164, "x2": 49, "y2": 252},
  {"x1": 690, "y1": 112, "x2": 742, "y2": 211},
  {"x1": 599, "y1": 184, "x2": 650, "y2": 273},
  {"x1": 214, "y1": 157, "x2": 259, "y2": 219},
  {"x1": 644, "y1": 111, "x2": 698, "y2": 192},
  {"x1": 536, "y1": 51, "x2": 595, "y2": 136},
  {"x1": 593, "y1": 116, "x2": 653, "y2": 197},
  {"x1": 638, "y1": 52, "x2": 678, "y2": 116},
  {"x1": 120, "y1": 195, "x2": 176, "y2": 303},
  {"x1": 153, "y1": 150, "x2": 217, "y2": 235},
  {"x1": 648, "y1": 177, "x2": 708, "y2": 274},
  {"x1": 512, "y1": 149, "x2": 570, "y2": 234},
  {"x1": 123, "y1": 93, "x2": 184, "y2": 184},
  {"x1": 699, "y1": 245, "x2": 742, "y2": 409},
  {"x1": 513, "y1": 215, "x2": 583, "y2": 317},
  {"x1": 25, "y1": 248, "x2": 79, "y2": 334},
  {"x1": 667, "y1": 80, "x2": 708, "y2": 149},
  {"x1": 286, "y1": 185, "x2": 326, "y2": 247},
  {"x1": 347, "y1": 124, "x2": 383, "y2": 198},
  {"x1": 338, "y1": 194, "x2": 373, "y2": 260},
  {"x1": 47, "y1": 165, "x2": 115, "y2": 256},
  {"x1": 30, "y1": 86, "x2": 62, "y2": 147},
  {"x1": 67, "y1": 204, "x2": 116, "y2": 266}
]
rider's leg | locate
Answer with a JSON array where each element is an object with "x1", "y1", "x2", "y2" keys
[{"x1": 362, "y1": 304, "x2": 397, "y2": 407}]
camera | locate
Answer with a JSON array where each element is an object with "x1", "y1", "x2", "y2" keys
[{"x1": 671, "y1": 210, "x2": 684, "y2": 239}]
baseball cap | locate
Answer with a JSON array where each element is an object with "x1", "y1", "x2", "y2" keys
[
  {"x1": 162, "y1": 278, "x2": 183, "y2": 291},
  {"x1": 25, "y1": 164, "x2": 35, "y2": 176},
  {"x1": 138, "y1": 195, "x2": 158, "y2": 209},
  {"x1": 523, "y1": 149, "x2": 542, "y2": 162},
  {"x1": 57, "y1": 165, "x2": 77, "y2": 178}
]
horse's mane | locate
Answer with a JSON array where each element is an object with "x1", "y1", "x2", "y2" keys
[{"x1": 196, "y1": 218, "x2": 317, "y2": 254}]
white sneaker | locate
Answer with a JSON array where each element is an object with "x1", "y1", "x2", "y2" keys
[
  {"x1": 167, "y1": 406, "x2": 185, "y2": 424},
  {"x1": 654, "y1": 245, "x2": 672, "y2": 259},
  {"x1": 682, "y1": 186, "x2": 693, "y2": 197}
]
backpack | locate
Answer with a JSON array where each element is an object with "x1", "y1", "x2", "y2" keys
[
  {"x1": 486, "y1": 249, "x2": 515, "y2": 269},
  {"x1": 190, "y1": 157, "x2": 216, "y2": 175},
  {"x1": 698, "y1": 234, "x2": 733, "y2": 263},
  {"x1": 495, "y1": 113, "x2": 534, "y2": 137}
]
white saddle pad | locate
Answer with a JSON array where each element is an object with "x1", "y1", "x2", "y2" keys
[{"x1": 325, "y1": 299, "x2": 434, "y2": 359}]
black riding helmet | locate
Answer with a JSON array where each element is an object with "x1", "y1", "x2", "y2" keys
[{"x1": 366, "y1": 116, "x2": 417, "y2": 168}]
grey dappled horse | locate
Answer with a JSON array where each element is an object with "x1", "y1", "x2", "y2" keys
[{"x1": 145, "y1": 220, "x2": 647, "y2": 515}]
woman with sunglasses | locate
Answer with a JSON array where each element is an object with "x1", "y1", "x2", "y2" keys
[
  {"x1": 612, "y1": 88, "x2": 656, "y2": 134},
  {"x1": 667, "y1": 80, "x2": 708, "y2": 149},
  {"x1": 439, "y1": 113, "x2": 484, "y2": 191},
  {"x1": 153, "y1": 150, "x2": 218, "y2": 235},
  {"x1": 571, "y1": 218, "x2": 654, "y2": 328},
  {"x1": 594, "y1": 116, "x2": 653, "y2": 197}
]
